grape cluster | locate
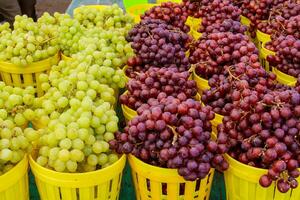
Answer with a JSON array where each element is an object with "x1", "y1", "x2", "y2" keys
[
  {"x1": 267, "y1": 35, "x2": 300, "y2": 78},
  {"x1": 127, "y1": 19, "x2": 191, "y2": 72},
  {"x1": 141, "y1": 2, "x2": 190, "y2": 33},
  {"x1": 120, "y1": 68, "x2": 197, "y2": 110},
  {"x1": 202, "y1": 19, "x2": 247, "y2": 36},
  {"x1": 0, "y1": 14, "x2": 59, "y2": 66},
  {"x1": 197, "y1": 0, "x2": 241, "y2": 33},
  {"x1": 0, "y1": 82, "x2": 40, "y2": 174},
  {"x1": 74, "y1": 4, "x2": 134, "y2": 32},
  {"x1": 201, "y1": 63, "x2": 277, "y2": 115},
  {"x1": 36, "y1": 98, "x2": 120, "y2": 173},
  {"x1": 111, "y1": 96, "x2": 228, "y2": 181},
  {"x1": 182, "y1": 0, "x2": 210, "y2": 18},
  {"x1": 257, "y1": 15, "x2": 300, "y2": 38},
  {"x1": 218, "y1": 89, "x2": 300, "y2": 193},
  {"x1": 189, "y1": 32, "x2": 259, "y2": 79}
]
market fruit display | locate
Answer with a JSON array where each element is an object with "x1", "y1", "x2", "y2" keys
[{"x1": 0, "y1": 0, "x2": 299, "y2": 197}]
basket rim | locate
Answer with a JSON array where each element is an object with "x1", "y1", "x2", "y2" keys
[
  {"x1": 128, "y1": 154, "x2": 214, "y2": 183},
  {"x1": 0, "y1": 53, "x2": 59, "y2": 74},
  {"x1": 29, "y1": 153, "x2": 126, "y2": 187},
  {"x1": 0, "y1": 155, "x2": 28, "y2": 192}
]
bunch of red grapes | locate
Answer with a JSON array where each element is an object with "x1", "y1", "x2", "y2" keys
[
  {"x1": 257, "y1": 14, "x2": 300, "y2": 38},
  {"x1": 189, "y1": 32, "x2": 259, "y2": 79},
  {"x1": 202, "y1": 19, "x2": 247, "y2": 36},
  {"x1": 201, "y1": 63, "x2": 277, "y2": 115},
  {"x1": 127, "y1": 19, "x2": 191, "y2": 72},
  {"x1": 218, "y1": 88, "x2": 300, "y2": 193},
  {"x1": 267, "y1": 35, "x2": 300, "y2": 77},
  {"x1": 120, "y1": 67, "x2": 197, "y2": 110},
  {"x1": 197, "y1": 0, "x2": 241, "y2": 33},
  {"x1": 111, "y1": 96, "x2": 228, "y2": 181},
  {"x1": 181, "y1": 0, "x2": 210, "y2": 18},
  {"x1": 240, "y1": 0, "x2": 287, "y2": 38},
  {"x1": 141, "y1": 2, "x2": 190, "y2": 33}
]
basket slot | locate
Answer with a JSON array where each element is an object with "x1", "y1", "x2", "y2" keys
[
  {"x1": 59, "y1": 187, "x2": 77, "y2": 199},
  {"x1": 167, "y1": 183, "x2": 179, "y2": 200},
  {"x1": 150, "y1": 180, "x2": 161, "y2": 199}
]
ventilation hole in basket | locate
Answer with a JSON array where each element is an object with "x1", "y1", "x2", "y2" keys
[
  {"x1": 32, "y1": 73, "x2": 37, "y2": 85},
  {"x1": 161, "y1": 183, "x2": 167, "y2": 195},
  {"x1": 109, "y1": 179, "x2": 113, "y2": 192},
  {"x1": 196, "y1": 179, "x2": 201, "y2": 191},
  {"x1": 20, "y1": 74, "x2": 25, "y2": 85},
  {"x1": 76, "y1": 188, "x2": 80, "y2": 199},
  {"x1": 179, "y1": 183, "x2": 185, "y2": 195},
  {"x1": 58, "y1": 187, "x2": 63, "y2": 200},
  {"x1": 206, "y1": 172, "x2": 211, "y2": 184},
  {"x1": 94, "y1": 185, "x2": 98, "y2": 198},
  {"x1": 146, "y1": 178, "x2": 151, "y2": 192}
]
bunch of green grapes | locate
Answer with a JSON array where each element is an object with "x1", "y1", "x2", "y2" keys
[
  {"x1": 36, "y1": 97, "x2": 119, "y2": 172},
  {"x1": 38, "y1": 59, "x2": 126, "y2": 96},
  {"x1": 0, "y1": 82, "x2": 40, "y2": 175},
  {"x1": 56, "y1": 14, "x2": 84, "y2": 57},
  {"x1": 74, "y1": 4, "x2": 134, "y2": 32},
  {"x1": 73, "y1": 27, "x2": 134, "y2": 68},
  {"x1": 0, "y1": 14, "x2": 59, "y2": 66}
]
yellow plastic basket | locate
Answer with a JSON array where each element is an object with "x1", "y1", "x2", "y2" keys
[
  {"x1": 127, "y1": 4, "x2": 158, "y2": 23},
  {"x1": 256, "y1": 29, "x2": 271, "y2": 53},
  {"x1": 240, "y1": 15, "x2": 251, "y2": 27},
  {"x1": 272, "y1": 68, "x2": 297, "y2": 87},
  {"x1": 260, "y1": 43, "x2": 276, "y2": 72},
  {"x1": 0, "y1": 156, "x2": 29, "y2": 200},
  {"x1": 211, "y1": 113, "x2": 223, "y2": 136},
  {"x1": 122, "y1": 65, "x2": 130, "y2": 83},
  {"x1": 0, "y1": 53, "x2": 59, "y2": 97},
  {"x1": 192, "y1": 68, "x2": 210, "y2": 94},
  {"x1": 60, "y1": 53, "x2": 74, "y2": 62},
  {"x1": 190, "y1": 29, "x2": 202, "y2": 40},
  {"x1": 128, "y1": 154, "x2": 214, "y2": 200},
  {"x1": 186, "y1": 17, "x2": 202, "y2": 32},
  {"x1": 224, "y1": 154, "x2": 300, "y2": 200},
  {"x1": 73, "y1": 5, "x2": 108, "y2": 15},
  {"x1": 29, "y1": 154, "x2": 126, "y2": 200}
]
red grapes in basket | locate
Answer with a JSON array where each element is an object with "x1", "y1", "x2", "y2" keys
[
  {"x1": 201, "y1": 63, "x2": 277, "y2": 115},
  {"x1": 120, "y1": 67, "x2": 197, "y2": 110},
  {"x1": 267, "y1": 35, "x2": 300, "y2": 77},
  {"x1": 142, "y1": 2, "x2": 190, "y2": 33},
  {"x1": 111, "y1": 96, "x2": 228, "y2": 181},
  {"x1": 189, "y1": 32, "x2": 259, "y2": 79},
  {"x1": 182, "y1": 0, "x2": 210, "y2": 18},
  {"x1": 197, "y1": 0, "x2": 241, "y2": 33},
  {"x1": 217, "y1": 89, "x2": 300, "y2": 193},
  {"x1": 202, "y1": 19, "x2": 247, "y2": 36},
  {"x1": 127, "y1": 19, "x2": 191, "y2": 71}
]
